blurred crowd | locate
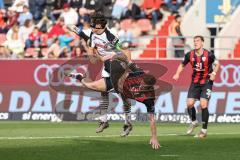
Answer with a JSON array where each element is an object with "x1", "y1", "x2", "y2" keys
[{"x1": 0, "y1": 0, "x2": 189, "y2": 59}]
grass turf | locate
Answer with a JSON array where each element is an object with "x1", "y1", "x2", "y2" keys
[{"x1": 0, "y1": 121, "x2": 239, "y2": 160}]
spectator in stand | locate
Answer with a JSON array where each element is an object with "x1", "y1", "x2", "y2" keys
[
  {"x1": 74, "y1": 18, "x2": 91, "y2": 50},
  {"x1": 124, "y1": 1, "x2": 143, "y2": 20},
  {"x1": 164, "y1": 0, "x2": 183, "y2": 13},
  {"x1": 36, "y1": 15, "x2": 52, "y2": 33},
  {"x1": 80, "y1": 17, "x2": 91, "y2": 36},
  {"x1": 40, "y1": 30, "x2": 48, "y2": 47},
  {"x1": 59, "y1": 46, "x2": 70, "y2": 58},
  {"x1": 47, "y1": 17, "x2": 65, "y2": 46},
  {"x1": 58, "y1": 29, "x2": 74, "y2": 51},
  {"x1": 185, "y1": 0, "x2": 194, "y2": 11},
  {"x1": 6, "y1": 24, "x2": 19, "y2": 40},
  {"x1": 60, "y1": 3, "x2": 79, "y2": 26},
  {"x1": 94, "y1": 0, "x2": 109, "y2": 13},
  {"x1": 78, "y1": 10, "x2": 91, "y2": 29},
  {"x1": 78, "y1": 0, "x2": 111, "y2": 21},
  {"x1": 29, "y1": 0, "x2": 46, "y2": 22},
  {"x1": 71, "y1": 46, "x2": 84, "y2": 58},
  {"x1": 19, "y1": 19, "x2": 34, "y2": 46},
  {"x1": 49, "y1": 0, "x2": 67, "y2": 22},
  {"x1": 141, "y1": 0, "x2": 162, "y2": 29},
  {"x1": 82, "y1": 0, "x2": 96, "y2": 11},
  {"x1": 17, "y1": 5, "x2": 33, "y2": 26},
  {"x1": 0, "y1": 0, "x2": 5, "y2": 11},
  {"x1": 45, "y1": 38, "x2": 64, "y2": 58},
  {"x1": 0, "y1": 45, "x2": 11, "y2": 58},
  {"x1": 25, "y1": 26, "x2": 42, "y2": 48},
  {"x1": 0, "y1": 11, "x2": 8, "y2": 33},
  {"x1": 111, "y1": 21, "x2": 133, "y2": 44},
  {"x1": 12, "y1": 0, "x2": 28, "y2": 13},
  {"x1": 72, "y1": 0, "x2": 109, "y2": 27},
  {"x1": 169, "y1": 14, "x2": 185, "y2": 57},
  {"x1": 78, "y1": 0, "x2": 104, "y2": 27},
  {"x1": 69, "y1": 0, "x2": 82, "y2": 10},
  {"x1": 112, "y1": 0, "x2": 130, "y2": 20},
  {"x1": 6, "y1": 7, "x2": 19, "y2": 29},
  {"x1": 3, "y1": 31, "x2": 25, "y2": 58}
]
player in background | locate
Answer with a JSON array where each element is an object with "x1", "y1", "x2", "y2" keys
[{"x1": 173, "y1": 35, "x2": 220, "y2": 138}]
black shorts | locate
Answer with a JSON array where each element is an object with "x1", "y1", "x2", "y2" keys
[
  {"x1": 122, "y1": 97, "x2": 155, "y2": 113},
  {"x1": 187, "y1": 80, "x2": 213, "y2": 100},
  {"x1": 110, "y1": 58, "x2": 127, "y2": 92},
  {"x1": 104, "y1": 58, "x2": 126, "y2": 92},
  {"x1": 142, "y1": 99, "x2": 155, "y2": 113}
]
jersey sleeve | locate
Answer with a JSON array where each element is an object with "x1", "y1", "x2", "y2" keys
[
  {"x1": 181, "y1": 52, "x2": 190, "y2": 66},
  {"x1": 78, "y1": 31, "x2": 89, "y2": 42},
  {"x1": 105, "y1": 29, "x2": 121, "y2": 50},
  {"x1": 89, "y1": 32, "x2": 95, "y2": 48}
]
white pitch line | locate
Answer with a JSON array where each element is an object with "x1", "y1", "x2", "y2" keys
[
  {"x1": 0, "y1": 132, "x2": 239, "y2": 140},
  {"x1": 159, "y1": 155, "x2": 179, "y2": 157}
]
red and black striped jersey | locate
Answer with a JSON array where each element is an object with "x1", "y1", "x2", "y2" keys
[
  {"x1": 182, "y1": 49, "x2": 216, "y2": 84},
  {"x1": 123, "y1": 72, "x2": 155, "y2": 102}
]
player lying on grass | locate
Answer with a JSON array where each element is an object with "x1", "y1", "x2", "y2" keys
[{"x1": 66, "y1": 54, "x2": 161, "y2": 150}]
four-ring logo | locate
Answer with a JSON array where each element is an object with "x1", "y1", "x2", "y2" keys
[
  {"x1": 214, "y1": 64, "x2": 240, "y2": 87},
  {"x1": 34, "y1": 64, "x2": 87, "y2": 87}
]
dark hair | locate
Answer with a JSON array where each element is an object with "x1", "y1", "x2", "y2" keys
[
  {"x1": 90, "y1": 12, "x2": 107, "y2": 28},
  {"x1": 53, "y1": 37, "x2": 59, "y2": 43},
  {"x1": 174, "y1": 14, "x2": 181, "y2": 20},
  {"x1": 194, "y1": 35, "x2": 204, "y2": 42},
  {"x1": 24, "y1": 19, "x2": 31, "y2": 27},
  {"x1": 143, "y1": 74, "x2": 156, "y2": 86}
]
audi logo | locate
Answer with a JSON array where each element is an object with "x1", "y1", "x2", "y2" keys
[
  {"x1": 34, "y1": 64, "x2": 87, "y2": 87},
  {"x1": 214, "y1": 64, "x2": 240, "y2": 87}
]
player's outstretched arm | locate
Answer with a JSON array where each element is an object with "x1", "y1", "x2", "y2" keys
[
  {"x1": 148, "y1": 113, "x2": 161, "y2": 150},
  {"x1": 173, "y1": 64, "x2": 185, "y2": 81},
  {"x1": 67, "y1": 24, "x2": 90, "y2": 43},
  {"x1": 67, "y1": 24, "x2": 80, "y2": 35}
]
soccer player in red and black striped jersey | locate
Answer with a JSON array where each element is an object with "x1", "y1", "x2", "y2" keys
[
  {"x1": 110, "y1": 54, "x2": 160, "y2": 149},
  {"x1": 173, "y1": 35, "x2": 220, "y2": 138}
]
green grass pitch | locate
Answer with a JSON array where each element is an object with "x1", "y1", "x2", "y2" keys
[{"x1": 0, "y1": 121, "x2": 239, "y2": 160}]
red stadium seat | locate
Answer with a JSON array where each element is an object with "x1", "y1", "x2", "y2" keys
[
  {"x1": 140, "y1": 15, "x2": 174, "y2": 58},
  {"x1": 233, "y1": 40, "x2": 240, "y2": 58}
]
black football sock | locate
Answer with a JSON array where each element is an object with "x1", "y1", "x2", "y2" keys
[
  {"x1": 187, "y1": 107, "x2": 196, "y2": 121},
  {"x1": 202, "y1": 108, "x2": 209, "y2": 129}
]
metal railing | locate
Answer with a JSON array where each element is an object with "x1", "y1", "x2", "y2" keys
[{"x1": 129, "y1": 35, "x2": 240, "y2": 59}]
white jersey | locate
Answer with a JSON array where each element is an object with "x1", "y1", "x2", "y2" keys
[
  {"x1": 90, "y1": 28, "x2": 120, "y2": 57},
  {"x1": 82, "y1": 28, "x2": 91, "y2": 37},
  {"x1": 89, "y1": 28, "x2": 121, "y2": 78}
]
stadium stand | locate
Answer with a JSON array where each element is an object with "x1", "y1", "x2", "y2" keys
[
  {"x1": 139, "y1": 15, "x2": 174, "y2": 58},
  {"x1": 0, "y1": 0, "x2": 239, "y2": 59}
]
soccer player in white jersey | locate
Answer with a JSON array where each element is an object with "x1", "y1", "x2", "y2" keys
[{"x1": 67, "y1": 12, "x2": 139, "y2": 135}]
